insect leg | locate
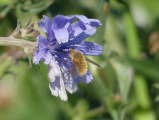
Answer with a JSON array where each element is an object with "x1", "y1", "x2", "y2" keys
[{"x1": 63, "y1": 62, "x2": 75, "y2": 78}]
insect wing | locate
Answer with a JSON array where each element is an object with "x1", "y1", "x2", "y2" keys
[{"x1": 85, "y1": 57, "x2": 101, "y2": 68}]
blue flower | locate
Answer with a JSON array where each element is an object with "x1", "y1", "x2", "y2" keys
[{"x1": 33, "y1": 15, "x2": 103, "y2": 101}]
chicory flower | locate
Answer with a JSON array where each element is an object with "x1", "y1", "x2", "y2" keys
[{"x1": 33, "y1": 15, "x2": 103, "y2": 101}]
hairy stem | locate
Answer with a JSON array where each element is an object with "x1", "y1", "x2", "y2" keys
[{"x1": 0, "y1": 37, "x2": 36, "y2": 48}]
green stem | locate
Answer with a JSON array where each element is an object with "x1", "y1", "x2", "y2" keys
[
  {"x1": 124, "y1": 10, "x2": 140, "y2": 58},
  {"x1": 0, "y1": 6, "x2": 11, "y2": 18},
  {"x1": 124, "y1": 7, "x2": 155, "y2": 119},
  {"x1": 95, "y1": 0, "x2": 109, "y2": 45},
  {"x1": 0, "y1": 37, "x2": 36, "y2": 48},
  {"x1": 119, "y1": 105, "x2": 126, "y2": 120},
  {"x1": 85, "y1": 106, "x2": 105, "y2": 118},
  {"x1": 0, "y1": 56, "x2": 13, "y2": 78}
]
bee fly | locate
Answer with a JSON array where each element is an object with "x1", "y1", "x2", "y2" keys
[{"x1": 68, "y1": 48, "x2": 101, "y2": 76}]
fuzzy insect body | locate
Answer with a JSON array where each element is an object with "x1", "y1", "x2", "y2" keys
[{"x1": 69, "y1": 49, "x2": 87, "y2": 76}]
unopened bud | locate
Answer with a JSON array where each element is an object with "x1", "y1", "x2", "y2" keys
[
  {"x1": 26, "y1": 23, "x2": 34, "y2": 33},
  {"x1": 11, "y1": 20, "x2": 21, "y2": 38},
  {"x1": 21, "y1": 23, "x2": 35, "y2": 37},
  {"x1": 10, "y1": 18, "x2": 40, "y2": 40},
  {"x1": 26, "y1": 30, "x2": 40, "y2": 37},
  {"x1": 11, "y1": 29, "x2": 20, "y2": 38},
  {"x1": 24, "y1": 45, "x2": 36, "y2": 68}
]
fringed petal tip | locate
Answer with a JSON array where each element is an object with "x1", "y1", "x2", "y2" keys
[
  {"x1": 48, "y1": 59, "x2": 68, "y2": 101},
  {"x1": 79, "y1": 41, "x2": 103, "y2": 56},
  {"x1": 88, "y1": 19, "x2": 102, "y2": 27},
  {"x1": 51, "y1": 15, "x2": 101, "y2": 45},
  {"x1": 38, "y1": 15, "x2": 52, "y2": 33},
  {"x1": 65, "y1": 82, "x2": 78, "y2": 94},
  {"x1": 75, "y1": 70, "x2": 93, "y2": 84},
  {"x1": 49, "y1": 80, "x2": 68, "y2": 101}
]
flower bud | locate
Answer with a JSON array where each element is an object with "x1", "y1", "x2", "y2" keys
[
  {"x1": 24, "y1": 46, "x2": 37, "y2": 68},
  {"x1": 11, "y1": 20, "x2": 21, "y2": 38},
  {"x1": 11, "y1": 18, "x2": 40, "y2": 41},
  {"x1": 21, "y1": 23, "x2": 34, "y2": 37},
  {"x1": 25, "y1": 29, "x2": 40, "y2": 39}
]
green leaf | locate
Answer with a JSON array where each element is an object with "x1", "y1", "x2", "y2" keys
[
  {"x1": 94, "y1": 0, "x2": 108, "y2": 45},
  {"x1": 0, "y1": 6, "x2": 11, "y2": 18},
  {"x1": 129, "y1": 58, "x2": 159, "y2": 80},
  {"x1": 133, "y1": 109, "x2": 157, "y2": 120},
  {"x1": 0, "y1": 55, "x2": 13, "y2": 78},
  {"x1": 20, "y1": 1, "x2": 54, "y2": 14},
  {"x1": 134, "y1": 75, "x2": 151, "y2": 109},
  {"x1": 0, "y1": 0, "x2": 12, "y2": 7},
  {"x1": 110, "y1": 58, "x2": 132, "y2": 104}
]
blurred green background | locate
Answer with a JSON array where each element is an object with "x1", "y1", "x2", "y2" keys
[{"x1": 1, "y1": 0, "x2": 159, "y2": 120}]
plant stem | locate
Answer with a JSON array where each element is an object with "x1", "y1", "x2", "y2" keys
[
  {"x1": 124, "y1": 7, "x2": 154, "y2": 120},
  {"x1": 0, "y1": 37, "x2": 36, "y2": 48},
  {"x1": 85, "y1": 105, "x2": 105, "y2": 118},
  {"x1": 95, "y1": 0, "x2": 109, "y2": 45}
]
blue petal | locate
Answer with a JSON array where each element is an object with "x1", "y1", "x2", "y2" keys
[
  {"x1": 49, "y1": 59, "x2": 68, "y2": 101},
  {"x1": 33, "y1": 47, "x2": 48, "y2": 64},
  {"x1": 65, "y1": 82, "x2": 78, "y2": 94},
  {"x1": 75, "y1": 15, "x2": 102, "y2": 27},
  {"x1": 74, "y1": 15, "x2": 89, "y2": 23},
  {"x1": 62, "y1": 64, "x2": 79, "y2": 84},
  {"x1": 75, "y1": 70, "x2": 93, "y2": 84},
  {"x1": 49, "y1": 81, "x2": 59, "y2": 97},
  {"x1": 65, "y1": 28, "x2": 96, "y2": 45},
  {"x1": 52, "y1": 15, "x2": 88, "y2": 30},
  {"x1": 49, "y1": 77, "x2": 68, "y2": 101},
  {"x1": 47, "y1": 29, "x2": 55, "y2": 41},
  {"x1": 52, "y1": 15, "x2": 101, "y2": 45},
  {"x1": 88, "y1": 19, "x2": 102, "y2": 27},
  {"x1": 52, "y1": 15, "x2": 74, "y2": 29},
  {"x1": 44, "y1": 51, "x2": 53, "y2": 64},
  {"x1": 54, "y1": 28, "x2": 69, "y2": 44},
  {"x1": 52, "y1": 15, "x2": 75, "y2": 44},
  {"x1": 49, "y1": 77, "x2": 60, "y2": 90},
  {"x1": 49, "y1": 78, "x2": 64, "y2": 97},
  {"x1": 68, "y1": 21, "x2": 86, "y2": 37},
  {"x1": 55, "y1": 51, "x2": 69, "y2": 60},
  {"x1": 33, "y1": 35, "x2": 50, "y2": 64},
  {"x1": 38, "y1": 15, "x2": 51, "y2": 33},
  {"x1": 38, "y1": 15, "x2": 54, "y2": 40},
  {"x1": 37, "y1": 35, "x2": 49, "y2": 48},
  {"x1": 52, "y1": 15, "x2": 99, "y2": 29},
  {"x1": 77, "y1": 41, "x2": 103, "y2": 56},
  {"x1": 64, "y1": 16, "x2": 101, "y2": 45}
]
